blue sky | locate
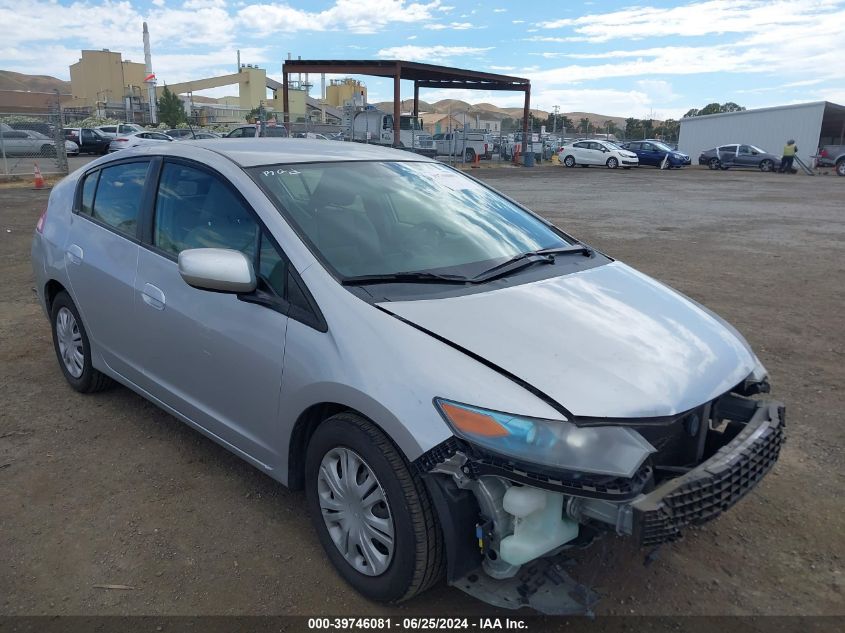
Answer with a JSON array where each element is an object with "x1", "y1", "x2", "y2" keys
[{"x1": 2, "y1": 0, "x2": 844, "y2": 118}]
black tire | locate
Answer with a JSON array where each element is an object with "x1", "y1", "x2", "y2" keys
[
  {"x1": 836, "y1": 160, "x2": 845, "y2": 177},
  {"x1": 465, "y1": 148, "x2": 475, "y2": 162},
  {"x1": 305, "y1": 413, "x2": 444, "y2": 603},
  {"x1": 606, "y1": 156, "x2": 619, "y2": 169},
  {"x1": 563, "y1": 155, "x2": 575, "y2": 168},
  {"x1": 759, "y1": 159, "x2": 774, "y2": 172},
  {"x1": 708, "y1": 157, "x2": 720, "y2": 170},
  {"x1": 50, "y1": 291, "x2": 113, "y2": 393}
]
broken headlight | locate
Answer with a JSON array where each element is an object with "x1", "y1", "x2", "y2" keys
[{"x1": 434, "y1": 399, "x2": 655, "y2": 479}]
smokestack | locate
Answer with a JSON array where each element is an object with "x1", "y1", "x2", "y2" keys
[
  {"x1": 237, "y1": 49, "x2": 241, "y2": 73},
  {"x1": 143, "y1": 22, "x2": 158, "y2": 124}
]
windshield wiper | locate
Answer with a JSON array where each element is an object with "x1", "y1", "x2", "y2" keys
[
  {"x1": 342, "y1": 271, "x2": 470, "y2": 286},
  {"x1": 471, "y1": 244, "x2": 593, "y2": 282}
]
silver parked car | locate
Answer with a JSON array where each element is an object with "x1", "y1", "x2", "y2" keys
[
  {"x1": 0, "y1": 129, "x2": 77, "y2": 156},
  {"x1": 31, "y1": 140, "x2": 784, "y2": 614},
  {"x1": 108, "y1": 130, "x2": 173, "y2": 152}
]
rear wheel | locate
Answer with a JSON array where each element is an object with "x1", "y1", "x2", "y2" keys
[
  {"x1": 708, "y1": 157, "x2": 720, "y2": 170},
  {"x1": 50, "y1": 291, "x2": 113, "y2": 393},
  {"x1": 759, "y1": 159, "x2": 774, "y2": 172},
  {"x1": 836, "y1": 159, "x2": 845, "y2": 177},
  {"x1": 305, "y1": 413, "x2": 444, "y2": 603},
  {"x1": 606, "y1": 156, "x2": 619, "y2": 169},
  {"x1": 563, "y1": 155, "x2": 576, "y2": 168},
  {"x1": 464, "y1": 148, "x2": 475, "y2": 162}
]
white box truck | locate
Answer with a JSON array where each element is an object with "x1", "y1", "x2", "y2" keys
[{"x1": 344, "y1": 106, "x2": 435, "y2": 157}]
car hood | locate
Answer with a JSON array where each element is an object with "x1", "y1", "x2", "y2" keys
[{"x1": 380, "y1": 262, "x2": 756, "y2": 420}]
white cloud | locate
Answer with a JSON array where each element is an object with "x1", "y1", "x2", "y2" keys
[
  {"x1": 424, "y1": 21, "x2": 479, "y2": 30},
  {"x1": 376, "y1": 45, "x2": 492, "y2": 63},
  {"x1": 536, "y1": 0, "x2": 845, "y2": 43},
  {"x1": 512, "y1": 19, "x2": 524, "y2": 23},
  {"x1": 493, "y1": 7, "x2": 506, "y2": 12},
  {"x1": 238, "y1": 0, "x2": 443, "y2": 35}
]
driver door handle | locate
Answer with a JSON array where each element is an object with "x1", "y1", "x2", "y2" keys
[{"x1": 141, "y1": 283, "x2": 166, "y2": 310}]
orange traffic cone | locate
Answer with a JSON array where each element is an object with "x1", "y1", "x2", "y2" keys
[{"x1": 33, "y1": 162, "x2": 46, "y2": 190}]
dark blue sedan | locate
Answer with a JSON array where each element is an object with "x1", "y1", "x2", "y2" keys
[{"x1": 620, "y1": 140, "x2": 690, "y2": 168}]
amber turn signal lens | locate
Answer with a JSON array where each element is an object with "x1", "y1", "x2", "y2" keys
[{"x1": 440, "y1": 402, "x2": 509, "y2": 437}]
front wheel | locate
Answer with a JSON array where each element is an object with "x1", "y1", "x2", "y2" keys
[
  {"x1": 50, "y1": 291, "x2": 113, "y2": 393},
  {"x1": 708, "y1": 157, "x2": 720, "y2": 170},
  {"x1": 606, "y1": 156, "x2": 619, "y2": 169},
  {"x1": 305, "y1": 413, "x2": 444, "y2": 603},
  {"x1": 759, "y1": 159, "x2": 774, "y2": 172},
  {"x1": 563, "y1": 155, "x2": 575, "y2": 168},
  {"x1": 836, "y1": 160, "x2": 845, "y2": 177}
]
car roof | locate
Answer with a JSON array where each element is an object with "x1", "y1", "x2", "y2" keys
[{"x1": 109, "y1": 138, "x2": 435, "y2": 167}]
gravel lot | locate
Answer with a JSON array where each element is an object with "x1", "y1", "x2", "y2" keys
[{"x1": 1, "y1": 165, "x2": 842, "y2": 618}]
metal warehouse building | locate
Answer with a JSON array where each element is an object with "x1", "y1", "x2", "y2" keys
[{"x1": 679, "y1": 101, "x2": 845, "y2": 165}]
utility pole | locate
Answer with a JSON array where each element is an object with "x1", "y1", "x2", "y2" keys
[{"x1": 552, "y1": 105, "x2": 559, "y2": 134}]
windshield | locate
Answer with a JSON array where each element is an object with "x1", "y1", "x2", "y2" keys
[
  {"x1": 252, "y1": 161, "x2": 570, "y2": 279},
  {"x1": 651, "y1": 141, "x2": 674, "y2": 152},
  {"x1": 603, "y1": 141, "x2": 622, "y2": 150},
  {"x1": 399, "y1": 116, "x2": 422, "y2": 131},
  {"x1": 750, "y1": 145, "x2": 766, "y2": 154}
]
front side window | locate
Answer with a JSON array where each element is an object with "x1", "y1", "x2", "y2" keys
[
  {"x1": 89, "y1": 161, "x2": 149, "y2": 236},
  {"x1": 153, "y1": 162, "x2": 258, "y2": 258},
  {"x1": 252, "y1": 161, "x2": 571, "y2": 279},
  {"x1": 153, "y1": 162, "x2": 295, "y2": 298}
]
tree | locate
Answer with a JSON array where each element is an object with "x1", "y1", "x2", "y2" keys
[
  {"x1": 625, "y1": 117, "x2": 642, "y2": 139},
  {"x1": 603, "y1": 119, "x2": 617, "y2": 137},
  {"x1": 683, "y1": 102, "x2": 746, "y2": 118},
  {"x1": 579, "y1": 117, "x2": 590, "y2": 135},
  {"x1": 560, "y1": 115, "x2": 574, "y2": 133},
  {"x1": 157, "y1": 85, "x2": 186, "y2": 128}
]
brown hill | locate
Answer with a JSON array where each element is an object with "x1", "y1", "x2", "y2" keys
[{"x1": 0, "y1": 70, "x2": 70, "y2": 93}]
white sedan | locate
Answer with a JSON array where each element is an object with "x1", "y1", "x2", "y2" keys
[
  {"x1": 108, "y1": 131, "x2": 174, "y2": 152},
  {"x1": 559, "y1": 140, "x2": 639, "y2": 169}
]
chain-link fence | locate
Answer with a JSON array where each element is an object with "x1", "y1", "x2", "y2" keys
[{"x1": 0, "y1": 112, "x2": 68, "y2": 177}]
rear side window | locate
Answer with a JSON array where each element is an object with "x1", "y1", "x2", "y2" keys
[{"x1": 89, "y1": 161, "x2": 149, "y2": 237}]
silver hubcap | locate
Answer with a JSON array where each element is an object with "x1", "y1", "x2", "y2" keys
[
  {"x1": 317, "y1": 447, "x2": 395, "y2": 576},
  {"x1": 56, "y1": 307, "x2": 84, "y2": 378}
]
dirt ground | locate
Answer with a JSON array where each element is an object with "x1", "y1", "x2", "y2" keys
[{"x1": 0, "y1": 165, "x2": 842, "y2": 618}]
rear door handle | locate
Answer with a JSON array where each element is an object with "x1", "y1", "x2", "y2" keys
[
  {"x1": 141, "y1": 283, "x2": 166, "y2": 310},
  {"x1": 66, "y1": 244, "x2": 83, "y2": 265}
]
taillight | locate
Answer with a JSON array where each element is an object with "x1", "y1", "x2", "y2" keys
[
  {"x1": 115, "y1": 138, "x2": 128, "y2": 142},
  {"x1": 819, "y1": 149, "x2": 828, "y2": 158},
  {"x1": 36, "y1": 207, "x2": 47, "y2": 233}
]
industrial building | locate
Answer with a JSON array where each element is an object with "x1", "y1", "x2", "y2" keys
[
  {"x1": 68, "y1": 49, "x2": 148, "y2": 115},
  {"x1": 325, "y1": 78, "x2": 367, "y2": 107},
  {"x1": 679, "y1": 101, "x2": 845, "y2": 164}
]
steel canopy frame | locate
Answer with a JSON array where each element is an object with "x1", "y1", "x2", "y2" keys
[{"x1": 281, "y1": 59, "x2": 531, "y2": 149}]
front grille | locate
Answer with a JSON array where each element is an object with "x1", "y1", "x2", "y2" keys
[
  {"x1": 417, "y1": 139, "x2": 433, "y2": 147},
  {"x1": 635, "y1": 406, "x2": 785, "y2": 546}
]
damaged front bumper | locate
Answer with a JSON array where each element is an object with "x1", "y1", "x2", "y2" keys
[{"x1": 417, "y1": 394, "x2": 785, "y2": 614}]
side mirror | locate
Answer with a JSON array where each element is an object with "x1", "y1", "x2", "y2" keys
[{"x1": 178, "y1": 248, "x2": 256, "y2": 293}]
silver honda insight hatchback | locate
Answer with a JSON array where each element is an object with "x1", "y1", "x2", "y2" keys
[{"x1": 31, "y1": 139, "x2": 784, "y2": 613}]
